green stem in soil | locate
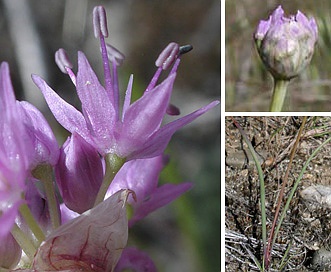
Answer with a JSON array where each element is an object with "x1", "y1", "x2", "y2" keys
[
  {"x1": 231, "y1": 117, "x2": 266, "y2": 270},
  {"x1": 269, "y1": 79, "x2": 290, "y2": 112},
  {"x1": 93, "y1": 153, "x2": 126, "y2": 207},
  {"x1": 265, "y1": 116, "x2": 307, "y2": 268},
  {"x1": 32, "y1": 164, "x2": 60, "y2": 229},
  {"x1": 11, "y1": 222, "x2": 37, "y2": 261}
]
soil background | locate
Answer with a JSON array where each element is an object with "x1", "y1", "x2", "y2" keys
[{"x1": 225, "y1": 116, "x2": 331, "y2": 271}]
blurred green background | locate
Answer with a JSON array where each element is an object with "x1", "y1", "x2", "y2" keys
[
  {"x1": 226, "y1": 0, "x2": 331, "y2": 111},
  {"x1": 0, "y1": 0, "x2": 220, "y2": 271}
]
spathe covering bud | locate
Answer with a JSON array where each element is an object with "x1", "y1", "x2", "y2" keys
[
  {"x1": 254, "y1": 5, "x2": 318, "y2": 80},
  {"x1": 32, "y1": 189, "x2": 133, "y2": 271}
]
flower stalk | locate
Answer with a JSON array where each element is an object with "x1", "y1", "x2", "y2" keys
[
  {"x1": 19, "y1": 202, "x2": 45, "y2": 245},
  {"x1": 11, "y1": 223, "x2": 36, "y2": 261},
  {"x1": 32, "y1": 164, "x2": 60, "y2": 229},
  {"x1": 269, "y1": 79, "x2": 290, "y2": 111},
  {"x1": 94, "y1": 153, "x2": 126, "y2": 206}
]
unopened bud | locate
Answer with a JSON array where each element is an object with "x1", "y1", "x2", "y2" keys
[{"x1": 254, "y1": 5, "x2": 318, "y2": 80}]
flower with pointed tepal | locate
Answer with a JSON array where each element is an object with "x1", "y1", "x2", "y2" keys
[
  {"x1": 32, "y1": 6, "x2": 219, "y2": 162},
  {"x1": 114, "y1": 247, "x2": 157, "y2": 272},
  {"x1": 106, "y1": 155, "x2": 193, "y2": 226},
  {"x1": 32, "y1": 189, "x2": 133, "y2": 272}
]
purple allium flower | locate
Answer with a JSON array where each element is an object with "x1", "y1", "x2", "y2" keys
[
  {"x1": 114, "y1": 247, "x2": 157, "y2": 272},
  {"x1": 254, "y1": 5, "x2": 318, "y2": 80},
  {"x1": 55, "y1": 133, "x2": 103, "y2": 214},
  {"x1": 0, "y1": 62, "x2": 32, "y2": 237},
  {"x1": 32, "y1": 189, "x2": 132, "y2": 271},
  {"x1": 0, "y1": 232, "x2": 21, "y2": 269},
  {"x1": 106, "y1": 155, "x2": 193, "y2": 226},
  {"x1": 32, "y1": 6, "x2": 219, "y2": 161}
]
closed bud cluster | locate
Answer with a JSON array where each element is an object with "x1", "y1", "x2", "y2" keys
[{"x1": 254, "y1": 5, "x2": 318, "y2": 80}]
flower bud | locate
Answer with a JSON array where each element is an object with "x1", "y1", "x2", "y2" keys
[
  {"x1": 254, "y1": 5, "x2": 318, "y2": 80},
  {"x1": 0, "y1": 233, "x2": 21, "y2": 269},
  {"x1": 55, "y1": 133, "x2": 103, "y2": 214}
]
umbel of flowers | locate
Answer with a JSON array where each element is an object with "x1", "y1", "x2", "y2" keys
[{"x1": 0, "y1": 5, "x2": 219, "y2": 271}]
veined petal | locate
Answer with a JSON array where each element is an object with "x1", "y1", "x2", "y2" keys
[
  {"x1": 32, "y1": 75, "x2": 92, "y2": 145},
  {"x1": 116, "y1": 74, "x2": 176, "y2": 158},
  {"x1": 76, "y1": 52, "x2": 116, "y2": 152},
  {"x1": 129, "y1": 100, "x2": 220, "y2": 160}
]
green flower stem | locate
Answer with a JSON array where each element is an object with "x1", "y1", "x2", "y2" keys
[
  {"x1": 19, "y1": 202, "x2": 45, "y2": 244},
  {"x1": 93, "y1": 153, "x2": 126, "y2": 207},
  {"x1": 269, "y1": 79, "x2": 290, "y2": 112},
  {"x1": 11, "y1": 222, "x2": 37, "y2": 261},
  {"x1": 32, "y1": 164, "x2": 60, "y2": 229}
]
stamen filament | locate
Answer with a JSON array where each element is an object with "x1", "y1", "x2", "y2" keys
[
  {"x1": 19, "y1": 201, "x2": 45, "y2": 244},
  {"x1": 11, "y1": 223, "x2": 37, "y2": 261},
  {"x1": 32, "y1": 164, "x2": 61, "y2": 230}
]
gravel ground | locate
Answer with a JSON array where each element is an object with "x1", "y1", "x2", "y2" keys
[{"x1": 225, "y1": 116, "x2": 331, "y2": 271}]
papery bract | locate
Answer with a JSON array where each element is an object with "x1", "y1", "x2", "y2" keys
[{"x1": 32, "y1": 189, "x2": 132, "y2": 272}]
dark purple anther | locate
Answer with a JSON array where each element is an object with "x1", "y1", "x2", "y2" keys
[
  {"x1": 55, "y1": 49, "x2": 73, "y2": 74},
  {"x1": 155, "y1": 42, "x2": 179, "y2": 70},
  {"x1": 179, "y1": 45, "x2": 193, "y2": 55},
  {"x1": 166, "y1": 104, "x2": 180, "y2": 116},
  {"x1": 93, "y1": 6, "x2": 109, "y2": 38}
]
